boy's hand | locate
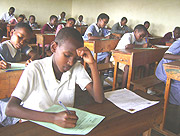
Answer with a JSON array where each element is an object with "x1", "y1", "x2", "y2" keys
[
  {"x1": 53, "y1": 111, "x2": 78, "y2": 128},
  {"x1": 0, "y1": 60, "x2": 11, "y2": 69},
  {"x1": 142, "y1": 43, "x2": 148, "y2": 48},
  {"x1": 76, "y1": 47, "x2": 95, "y2": 65},
  {"x1": 25, "y1": 59, "x2": 32, "y2": 66}
]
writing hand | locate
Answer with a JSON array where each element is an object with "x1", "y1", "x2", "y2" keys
[
  {"x1": 25, "y1": 59, "x2": 32, "y2": 66},
  {"x1": 0, "y1": 60, "x2": 11, "y2": 69}
]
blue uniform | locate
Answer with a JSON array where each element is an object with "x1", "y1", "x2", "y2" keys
[{"x1": 156, "y1": 39, "x2": 180, "y2": 105}]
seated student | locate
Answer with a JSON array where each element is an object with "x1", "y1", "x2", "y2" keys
[
  {"x1": 4, "y1": 27, "x2": 104, "y2": 127},
  {"x1": 58, "y1": 11, "x2": 66, "y2": 23},
  {"x1": 0, "y1": 7, "x2": 15, "y2": 23},
  {"x1": 159, "y1": 27, "x2": 180, "y2": 45},
  {"x1": 156, "y1": 39, "x2": 180, "y2": 105},
  {"x1": 75, "y1": 15, "x2": 86, "y2": 26},
  {"x1": 55, "y1": 18, "x2": 76, "y2": 36},
  {"x1": 27, "y1": 15, "x2": 38, "y2": 29},
  {"x1": 144, "y1": 21, "x2": 152, "y2": 37},
  {"x1": 0, "y1": 22, "x2": 38, "y2": 69},
  {"x1": 110, "y1": 24, "x2": 148, "y2": 88},
  {"x1": 9, "y1": 14, "x2": 25, "y2": 25},
  {"x1": 111, "y1": 17, "x2": 132, "y2": 35},
  {"x1": 41, "y1": 15, "x2": 58, "y2": 34}
]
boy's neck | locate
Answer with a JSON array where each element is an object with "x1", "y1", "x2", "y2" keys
[
  {"x1": 52, "y1": 58, "x2": 63, "y2": 81},
  {"x1": 96, "y1": 23, "x2": 101, "y2": 29}
]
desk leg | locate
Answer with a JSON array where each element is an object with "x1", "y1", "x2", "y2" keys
[
  {"x1": 160, "y1": 77, "x2": 171, "y2": 130},
  {"x1": 127, "y1": 66, "x2": 132, "y2": 89},
  {"x1": 37, "y1": 43, "x2": 40, "y2": 56},
  {"x1": 112, "y1": 61, "x2": 118, "y2": 90}
]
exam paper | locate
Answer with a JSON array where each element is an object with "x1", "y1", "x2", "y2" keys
[
  {"x1": 5, "y1": 63, "x2": 25, "y2": 71},
  {"x1": 31, "y1": 105, "x2": 105, "y2": 135},
  {"x1": 105, "y1": 89, "x2": 159, "y2": 114}
]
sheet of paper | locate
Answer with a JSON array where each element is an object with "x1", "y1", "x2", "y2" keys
[
  {"x1": 5, "y1": 63, "x2": 25, "y2": 71},
  {"x1": 154, "y1": 45, "x2": 169, "y2": 48},
  {"x1": 31, "y1": 105, "x2": 105, "y2": 135},
  {"x1": 105, "y1": 89, "x2": 159, "y2": 114},
  {"x1": 133, "y1": 48, "x2": 155, "y2": 49}
]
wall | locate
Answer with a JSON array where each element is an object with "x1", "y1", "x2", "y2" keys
[
  {"x1": 72, "y1": 0, "x2": 180, "y2": 36},
  {"x1": 0, "y1": 0, "x2": 72, "y2": 27}
]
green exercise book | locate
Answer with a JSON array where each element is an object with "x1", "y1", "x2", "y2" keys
[
  {"x1": 5, "y1": 63, "x2": 25, "y2": 72},
  {"x1": 31, "y1": 105, "x2": 105, "y2": 135}
]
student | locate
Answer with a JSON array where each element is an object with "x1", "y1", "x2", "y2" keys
[
  {"x1": 110, "y1": 24, "x2": 148, "y2": 88},
  {"x1": 159, "y1": 27, "x2": 180, "y2": 45},
  {"x1": 75, "y1": 15, "x2": 86, "y2": 26},
  {"x1": 144, "y1": 21, "x2": 152, "y2": 37},
  {"x1": 111, "y1": 17, "x2": 132, "y2": 35},
  {"x1": 41, "y1": 15, "x2": 58, "y2": 34},
  {"x1": 27, "y1": 15, "x2": 38, "y2": 29},
  {"x1": 9, "y1": 14, "x2": 25, "y2": 25},
  {"x1": 55, "y1": 18, "x2": 76, "y2": 36},
  {"x1": 4, "y1": 27, "x2": 104, "y2": 128},
  {"x1": 0, "y1": 7, "x2": 15, "y2": 23},
  {"x1": 0, "y1": 22, "x2": 38, "y2": 69},
  {"x1": 58, "y1": 11, "x2": 66, "y2": 23}
]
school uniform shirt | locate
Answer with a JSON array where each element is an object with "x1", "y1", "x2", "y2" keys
[
  {"x1": 11, "y1": 56, "x2": 92, "y2": 111},
  {"x1": 156, "y1": 39, "x2": 180, "y2": 105},
  {"x1": 0, "y1": 12, "x2": 16, "y2": 23},
  {"x1": 111, "y1": 22, "x2": 132, "y2": 34},
  {"x1": 159, "y1": 32, "x2": 175, "y2": 45},
  {"x1": 75, "y1": 20, "x2": 86, "y2": 26},
  {"x1": 27, "y1": 21, "x2": 38, "y2": 29},
  {"x1": 41, "y1": 22, "x2": 56, "y2": 34},
  {"x1": 0, "y1": 40, "x2": 32, "y2": 62},
  {"x1": 58, "y1": 16, "x2": 66, "y2": 23},
  {"x1": 83, "y1": 23, "x2": 111, "y2": 63}
]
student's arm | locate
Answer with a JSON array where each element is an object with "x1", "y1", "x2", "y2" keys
[
  {"x1": 0, "y1": 60, "x2": 11, "y2": 69},
  {"x1": 6, "y1": 97, "x2": 78, "y2": 128},
  {"x1": 76, "y1": 47, "x2": 104, "y2": 103},
  {"x1": 125, "y1": 43, "x2": 148, "y2": 49},
  {"x1": 163, "y1": 53, "x2": 180, "y2": 60},
  {"x1": 159, "y1": 32, "x2": 172, "y2": 45},
  {"x1": 26, "y1": 50, "x2": 39, "y2": 66}
]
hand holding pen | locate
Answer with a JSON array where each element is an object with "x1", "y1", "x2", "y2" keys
[{"x1": 0, "y1": 60, "x2": 11, "y2": 69}]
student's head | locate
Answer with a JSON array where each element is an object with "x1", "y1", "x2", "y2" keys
[
  {"x1": 8, "y1": 7, "x2": 15, "y2": 15},
  {"x1": 78, "y1": 15, "x2": 83, "y2": 22},
  {"x1": 144, "y1": 21, "x2": 150, "y2": 29},
  {"x1": 10, "y1": 22, "x2": 33, "y2": 49},
  {"x1": 17, "y1": 14, "x2": 25, "y2": 23},
  {"x1": 51, "y1": 27, "x2": 83, "y2": 73},
  {"x1": 29, "y1": 15, "x2": 36, "y2": 24},
  {"x1": 97, "y1": 13, "x2": 109, "y2": 28},
  {"x1": 134, "y1": 24, "x2": 147, "y2": 42},
  {"x1": 65, "y1": 18, "x2": 76, "y2": 28},
  {"x1": 121, "y1": 17, "x2": 127, "y2": 26},
  {"x1": 173, "y1": 27, "x2": 180, "y2": 39},
  {"x1": 49, "y1": 15, "x2": 58, "y2": 26},
  {"x1": 61, "y1": 12, "x2": 66, "y2": 18}
]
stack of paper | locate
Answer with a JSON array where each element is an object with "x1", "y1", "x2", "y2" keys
[
  {"x1": 5, "y1": 63, "x2": 25, "y2": 72},
  {"x1": 105, "y1": 89, "x2": 159, "y2": 113}
]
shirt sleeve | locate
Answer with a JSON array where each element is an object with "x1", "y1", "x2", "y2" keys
[
  {"x1": 115, "y1": 33, "x2": 132, "y2": 49},
  {"x1": 165, "y1": 40, "x2": 180, "y2": 54},
  {"x1": 83, "y1": 25, "x2": 94, "y2": 40},
  {"x1": 41, "y1": 24, "x2": 47, "y2": 34},
  {"x1": 102, "y1": 28, "x2": 111, "y2": 37},
  {"x1": 21, "y1": 45, "x2": 32, "y2": 55}
]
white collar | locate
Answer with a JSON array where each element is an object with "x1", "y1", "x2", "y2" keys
[
  {"x1": 132, "y1": 32, "x2": 136, "y2": 43},
  {"x1": 172, "y1": 32, "x2": 175, "y2": 38},
  {"x1": 5, "y1": 40, "x2": 18, "y2": 58},
  {"x1": 92, "y1": 23, "x2": 101, "y2": 33},
  {"x1": 47, "y1": 22, "x2": 54, "y2": 29}
]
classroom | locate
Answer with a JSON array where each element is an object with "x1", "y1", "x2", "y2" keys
[{"x1": 0, "y1": 0, "x2": 180, "y2": 136}]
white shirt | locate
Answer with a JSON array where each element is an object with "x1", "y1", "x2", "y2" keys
[
  {"x1": 0, "y1": 12, "x2": 15, "y2": 23},
  {"x1": 12, "y1": 56, "x2": 92, "y2": 111},
  {"x1": 76, "y1": 20, "x2": 86, "y2": 26}
]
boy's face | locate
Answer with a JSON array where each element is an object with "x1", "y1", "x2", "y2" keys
[
  {"x1": 144, "y1": 23, "x2": 150, "y2": 29},
  {"x1": 53, "y1": 38, "x2": 82, "y2": 73},
  {"x1": 98, "y1": 18, "x2": 109, "y2": 28},
  {"x1": 66, "y1": 20, "x2": 75, "y2": 28},
  {"x1": 61, "y1": 13, "x2": 65, "y2": 18},
  {"x1": 134, "y1": 30, "x2": 146, "y2": 42},
  {"x1": 50, "y1": 18, "x2": 58, "y2": 26},
  {"x1": 10, "y1": 28, "x2": 32, "y2": 49},
  {"x1": 8, "y1": 9, "x2": 14, "y2": 15},
  {"x1": 29, "y1": 17, "x2": 35, "y2": 24},
  {"x1": 79, "y1": 16, "x2": 83, "y2": 22},
  {"x1": 17, "y1": 17, "x2": 24, "y2": 23},
  {"x1": 173, "y1": 29, "x2": 180, "y2": 39},
  {"x1": 121, "y1": 20, "x2": 127, "y2": 26}
]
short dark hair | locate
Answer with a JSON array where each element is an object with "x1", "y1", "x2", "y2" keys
[
  {"x1": 9, "y1": 7, "x2": 15, "y2": 12},
  {"x1": 67, "y1": 18, "x2": 76, "y2": 24},
  {"x1": 134, "y1": 24, "x2": 147, "y2": 33},
  {"x1": 144, "y1": 21, "x2": 150, "y2": 25},
  {"x1": 50, "y1": 15, "x2": 58, "y2": 21},
  {"x1": 174, "y1": 27, "x2": 180, "y2": 32},
  {"x1": 61, "y1": 12, "x2": 66, "y2": 16},
  {"x1": 121, "y1": 17, "x2": 127, "y2": 22},
  {"x1": 18, "y1": 14, "x2": 25, "y2": 19},
  {"x1": 79, "y1": 15, "x2": 83, "y2": 18},
  {"x1": 14, "y1": 22, "x2": 33, "y2": 33},
  {"x1": 29, "y1": 15, "x2": 36, "y2": 21},
  {"x1": 55, "y1": 27, "x2": 83, "y2": 47},
  {"x1": 97, "y1": 13, "x2": 109, "y2": 22}
]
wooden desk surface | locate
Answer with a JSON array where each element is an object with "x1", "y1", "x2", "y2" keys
[
  {"x1": 0, "y1": 90, "x2": 163, "y2": 136},
  {"x1": 75, "y1": 25, "x2": 88, "y2": 35},
  {"x1": 112, "y1": 48, "x2": 167, "y2": 89}
]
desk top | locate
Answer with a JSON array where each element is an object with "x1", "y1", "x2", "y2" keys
[{"x1": 0, "y1": 90, "x2": 163, "y2": 136}]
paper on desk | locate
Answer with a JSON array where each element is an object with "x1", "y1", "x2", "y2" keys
[
  {"x1": 31, "y1": 105, "x2": 105, "y2": 135},
  {"x1": 105, "y1": 89, "x2": 159, "y2": 114},
  {"x1": 5, "y1": 63, "x2": 25, "y2": 71}
]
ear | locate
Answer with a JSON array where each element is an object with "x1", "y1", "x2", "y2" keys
[
  {"x1": 50, "y1": 41, "x2": 58, "y2": 53},
  {"x1": 10, "y1": 29, "x2": 15, "y2": 37}
]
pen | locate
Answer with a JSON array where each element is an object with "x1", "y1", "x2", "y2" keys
[{"x1": 59, "y1": 101, "x2": 72, "y2": 114}]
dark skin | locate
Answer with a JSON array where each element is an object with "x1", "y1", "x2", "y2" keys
[{"x1": 6, "y1": 37, "x2": 104, "y2": 128}]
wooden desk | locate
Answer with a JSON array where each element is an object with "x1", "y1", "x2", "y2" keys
[
  {"x1": 36, "y1": 34, "x2": 55, "y2": 58},
  {"x1": 6, "y1": 24, "x2": 15, "y2": 37},
  {"x1": 75, "y1": 25, "x2": 88, "y2": 35},
  {"x1": 0, "y1": 70, "x2": 23, "y2": 99},
  {"x1": 161, "y1": 61, "x2": 180, "y2": 129},
  {"x1": 0, "y1": 90, "x2": 163, "y2": 136},
  {"x1": 148, "y1": 37, "x2": 162, "y2": 45},
  {"x1": 112, "y1": 48, "x2": 167, "y2": 90}
]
